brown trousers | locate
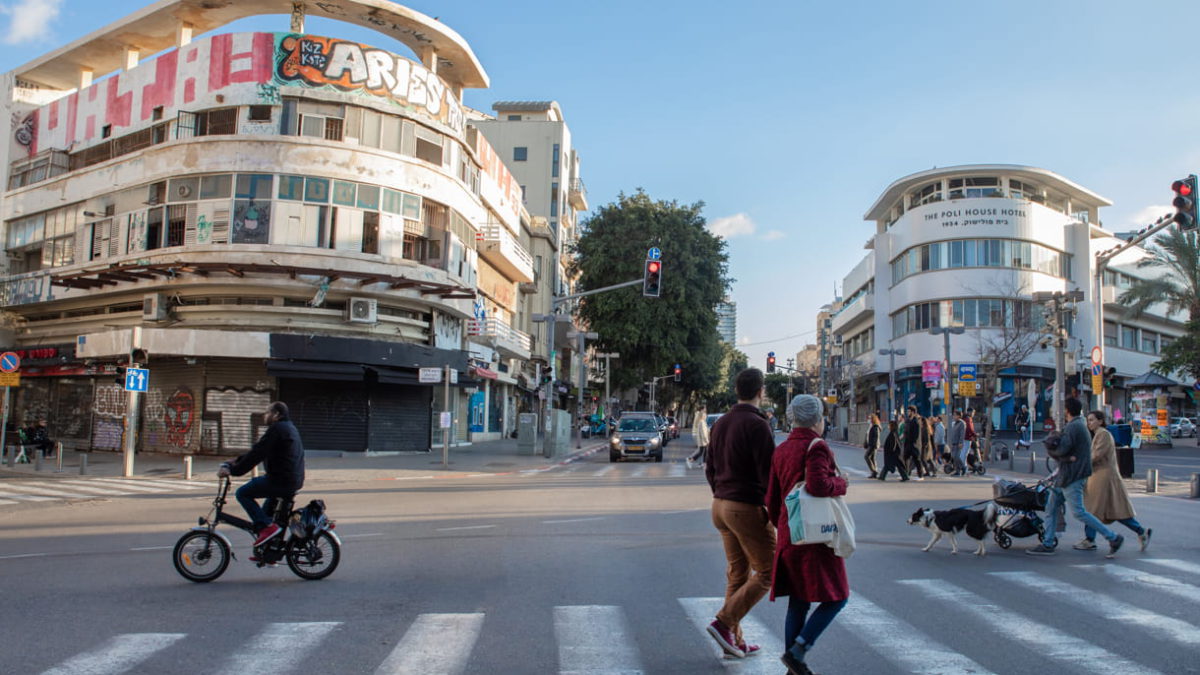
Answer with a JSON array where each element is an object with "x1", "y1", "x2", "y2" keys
[{"x1": 711, "y1": 498, "x2": 776, "y2": 642}]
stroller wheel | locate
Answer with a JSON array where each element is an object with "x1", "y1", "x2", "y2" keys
[{"x1": 994, "y1": 531, "x2": 1012, "y2": 549}]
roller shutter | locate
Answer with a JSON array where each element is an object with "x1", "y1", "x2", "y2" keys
[
  {"x1": 280, "y1": 379, "x2": 368, "y2": 452},
  {"x1": 368, "y1": 384, "x2": 431, "y2": 452}
]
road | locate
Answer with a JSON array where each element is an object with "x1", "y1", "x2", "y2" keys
[{"x1": 2, "y1": 431, "x2": 1199, "y2": 674}]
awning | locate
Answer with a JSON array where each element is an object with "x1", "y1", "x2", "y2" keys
[
  {"x1": 368, "y1": 366, "x2": 421, "y2": 385},
  {"x1": 471, "y1": 365, "x2": 499, "y2": 380},
  {"x1": 1126, "y1": 371, "x2": 1180, "y2": 388},
  {"x1": 266, "y1": 360, "x2": 364, "y2": 381}
]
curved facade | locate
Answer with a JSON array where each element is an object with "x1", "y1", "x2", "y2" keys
[{"x1": 0, "y1": 7, "x2": 553, "y2": 454}]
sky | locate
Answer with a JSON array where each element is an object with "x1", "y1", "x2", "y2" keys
[{"x1": 1, "y1": 0, "x2": 1195, "y2": 371}]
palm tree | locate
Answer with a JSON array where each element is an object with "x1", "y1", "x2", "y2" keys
[{"x1": 1117, "y1": 228, "x2": 1200, "y2": 321}]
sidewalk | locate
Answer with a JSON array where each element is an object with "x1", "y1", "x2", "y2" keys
[{"x1": 0, "y1": 437, "x2": 608, "y2": 484}]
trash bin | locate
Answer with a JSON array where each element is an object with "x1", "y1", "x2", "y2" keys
[
  {"x1": 1108, "y1": 423, "x2": 1132, "y2": 448},
  {"x1": 1116, "y1": 446, "x2": 1135, "y2": 479}
]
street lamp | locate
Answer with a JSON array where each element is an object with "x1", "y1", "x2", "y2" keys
[
  {"x1": 843, "y1": 359, "x2": 863, "y2": 427},
  {"x1": 595, "y1": 352, "x2": 620, "y2": 435},
  {"x1": 878, "y1": 347, "x2": 906, "y2": 421},
  {"x1": 930, "y1": 326, "x2": 965, "y2": 415}
]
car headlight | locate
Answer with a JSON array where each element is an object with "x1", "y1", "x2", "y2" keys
[{"x1": 648, "y1": 437, "x2": 661, "y2": 447}]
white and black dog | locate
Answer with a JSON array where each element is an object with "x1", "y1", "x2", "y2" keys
[{"x1": 907, "y1": 503, "x2": 998, "y2": 556}]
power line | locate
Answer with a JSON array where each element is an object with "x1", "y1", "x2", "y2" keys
[{"x1": 738, "y1": 328, "x2": 818, "y2": 347}]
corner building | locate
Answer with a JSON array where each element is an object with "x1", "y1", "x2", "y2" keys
[
  {"x1": 834, "y1": 164, "x2": 1186, "y2": 430},
  {"x1": 0, "y1": 1, "x2": 539, "y2": 454}
]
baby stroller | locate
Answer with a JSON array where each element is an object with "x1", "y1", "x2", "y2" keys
[{"x1": 990, "y1": 478, "x2": 1050, "y2": 549}]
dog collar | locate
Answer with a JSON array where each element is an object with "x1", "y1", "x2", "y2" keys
[{"x1": 922, "y1": 513, "x2": 934, "y2": 527}]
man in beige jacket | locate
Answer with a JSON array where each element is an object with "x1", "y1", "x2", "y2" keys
[{"x1": 1075, "y1": 410, "x2": 1152, "y2": 555}]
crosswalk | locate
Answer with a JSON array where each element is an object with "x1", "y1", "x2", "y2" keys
[
  {"x1": 0, "y1": 477, "x2": 208, "y2": 505},
  {"x1": 27, "y1": 558, "x2": 1200, "y2": 674}
]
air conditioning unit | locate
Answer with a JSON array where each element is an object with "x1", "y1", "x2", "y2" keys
[
  {"x1": 345, "y1": 297, "x2": 378, "y2": 324},
  {"x1": 143, "y1": 293, "x2": 168, "y2": 321}
]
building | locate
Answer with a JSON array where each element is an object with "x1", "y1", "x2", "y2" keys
[
  {"x1": 0, "y1": 1, "x2": 544, "y2": 453},
  {"x1": 715, "y1": 298, "x2": 736, "y2": 344},
  {"x1": 831, "y1": 164, "x2": 1188, "y2": 430}
]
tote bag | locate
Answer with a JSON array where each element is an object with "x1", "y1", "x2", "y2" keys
[{"x1": 784, "y1": 439, "x2": 857, "y2": 557}]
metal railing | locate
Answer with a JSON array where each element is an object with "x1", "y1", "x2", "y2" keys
[{"x1": 468, "y1": 317, "x2": 533, "y2": 353}]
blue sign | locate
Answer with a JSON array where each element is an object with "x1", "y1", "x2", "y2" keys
[
  {"x1": 125, "y1": 368, "x2": 149, "y2": 392},
  {"x1": 957, "y1": 364, "x2": 977, "y2": 382},
  {"x1": 646, "y1": 247, "x2": 662, "y2": 261},
  {"x1": 0, "y1": 352, "x2": 19, "y2": 373}
]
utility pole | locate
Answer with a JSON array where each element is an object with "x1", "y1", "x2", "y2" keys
[
  {"x1": 596, "y1": 352, "x2": 620, "y2": 435},
  {"x1": 930, "y1": 326, "x2": 965, "y2": 415},
  {"x1": 1034, "y1": 290, "x2": 1084, "y2": 431},
  {"x1": 568, "y1": 330, "x2": 598, "y2": 448},
  {"x1": 879, "y1": 347, "x2": 906, "y2": 421},
  {"x1": 122, "y1": 326, "x2": 144, "y2": 478}
]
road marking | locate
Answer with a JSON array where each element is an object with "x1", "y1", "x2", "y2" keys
[
  {"x1": 1075, "y1": 564, "x2": 1200, "y2": 605},
  {"x1": 340, "y1": 532, "x2": 384, "y2": 539},
  {"x1": 130, "y1": 546, "x2": 173, "y2": 551},
  {"x1": 33, "y1": 480, "x2": 127, "y2": 496},
  {"x1": 555, "y1": 605, "x2": 641, "y2": 674},
  {"x1": 991, "y1": 571, "x2": 1200, "y2": 646},
  {"x1": 899, "y1": 579, "x2": 1159, "y2": 675},
  {"x1": 86, "y1": 479, "x2": 172, "y2": 492},
  {"x1": 0, "y1": 483, "x2": 102, "y2": 499},
  {"x1": 0, "y1": 490, "x2": 56, "y2": 501},
  {"x1": 630, "y1": 466, "x2": 648, "y2": 478},
  {"x1": 376, "y1": 613, "x2": 484, "y2": 675},
  {"x1": 41, "y1": 632, "x2": 185, "y2": 675},
  {"x1": 592, "y1": 466, "x2": 615, "y2": 477},
  {"x1": 841, "y1": 467, "x2": 869, "y2": 477},
  {"x1": 1144, "y1": 558, "x2": 1200, "y2": 575},
  {"x1": 0, "y1": 498, "x2": 15, "y2": 504},
  {"x1": 122, "y1": 478, "x2": 207, "y2": 490},
  {"x1": 0, "y1": 552, "x2": 48, "y2": 560},
  {"x1": 543, "y1": 517, "x2": 605, "y2": 524},
  {"x1": 667, "y1": 463, "x2": 686, "y2": 478},
  {"x1": 678, "y1": 597, "x2": 783, "y2": 672},
  {"x1": 221, "y1": 622, "x2": 340, "y2": 675},
  {"x1": 840, "y1": 593, "x2": 997, "y2": 674},
  {"x1": 436, "y1": 525, "x2": 496, "y2": 532}
]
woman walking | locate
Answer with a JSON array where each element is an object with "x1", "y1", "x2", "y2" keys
[
  {"x1": 876, "y1": 420, "x2": 910, "y2": 481},
  {"x1": 920, "y1": 416, "x2": 937, "y2": 478},
  {"x1": 766, "y1": 395, "x2": 850, "y2": 675},
  {"x1": 687, "y1": 407, "x2": 710, "y2": 469},
  {"x1": 863, "y1": 414, "x2": 881, "y2": 478},
  {"x1": 933, "y1": 415, "x2": 947, "y2": 470},
  {"x1": 1074, "y1": 410, "x2": 1153, "y2": 553}
]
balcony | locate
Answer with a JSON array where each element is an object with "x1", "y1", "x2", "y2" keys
[
  {"x1": 569, "y1": 178, "x2": 588, "y2": 210},
  {"x1": 830, "y1": 291, "x2": 874, "y2": 334},
  {"x1": 477, "y1": 223, "x2": 535, "y2": 283},
  {"x1": 467, "y1": 317, "x2": 532, "y2": 360}
]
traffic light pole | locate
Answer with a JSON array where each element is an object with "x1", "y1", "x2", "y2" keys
[{"x1": 122, "y1": 327, "x2": 143, "y2": 478}]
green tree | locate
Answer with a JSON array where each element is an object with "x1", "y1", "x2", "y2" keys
[
  {"x1": 1117, "y1": 228, "x2": 1200, "y2": 379},
  {"x1": 571, "y1": 190, "x2": 730, "y2": 398}
]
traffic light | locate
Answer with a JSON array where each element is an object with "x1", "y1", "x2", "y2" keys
[
  {"x1": 1104, "y1": 367, "x2": 1117, "y2": 389},
  {"x1": 767, "y1": 352, "x2": 776, "y2": 373},
  {"x1": 130, "y1": 348, "x2": 148, "y2": 365},
  {"x1": 673, "y1": 363, "x2": 681, "y2": 382},
  {"x1": 114, "y1": 365, "x2": 127, "y2": 386},
  {"x1": 1171, "y1": 175, "x2": 1199, "y2": 230},
  {"x1": 541, "y1": 366, "x2": 553, "y2": 387},
  {"x1": 642, "y1": 259, "x2": 662, "y2": 297}
]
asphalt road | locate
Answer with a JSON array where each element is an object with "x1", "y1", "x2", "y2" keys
[{"x1": 2, "y1": 431, "x2": 1199, "y2": 674}]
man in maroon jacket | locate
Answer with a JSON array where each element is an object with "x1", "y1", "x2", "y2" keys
[{"x1": 703, "y1": 368, "x2": 777, "y2": 659}]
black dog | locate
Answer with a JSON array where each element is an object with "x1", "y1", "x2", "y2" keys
[{"x1": 907, "y1": 504, "x2": 997, "y2": 556}]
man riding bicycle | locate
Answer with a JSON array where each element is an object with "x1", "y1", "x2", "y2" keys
[{"x1": 216, "y1": 401, "x2": 305, "y2": 547}]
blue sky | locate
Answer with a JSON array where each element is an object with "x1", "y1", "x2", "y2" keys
[{"x1": 2, "y1": 1, "x2": 1195, "y2": 370}]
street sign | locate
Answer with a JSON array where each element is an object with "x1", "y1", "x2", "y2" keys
[
  {"x1": 1090, "y1": 346, "x2": 1102, "y2": 365},
  {"x1": 646, "y1": 247, "x2": 662, "y2": 261},
  {"x1": 957, "y1": 364, "x2": 977, "y2": 382},
  {"x1": 124, "y1": 367, "x2": 149, "y2": 392},
  {"x1": 0, "y1": 352, "x2": 19, "y2": 373},
  {"x1": 1091, "y1": 363, "x2": 1103, "y2": 393},
  {"x1": 959, "y1": 381, "x2": 977, "y2": 397},
  {"x1": 439, "y1": 411, "x2": 452, "y2": 429},
  {"x1": 419, "y1": 367, "x2": 442, "y2": 383},
  {"x1": 1157, "y1": 409, "x2": 1169, "y2": 428},
  {"x1": 0, "y1": 372, "x2": 19, "y2": 387}
]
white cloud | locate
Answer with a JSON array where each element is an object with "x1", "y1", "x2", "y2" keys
[
  {"x1": 708, "y1": 213, "x2": 756, "y2": 239},
  {"x1": 738, "y1": 335, "x2": 752, "y2": 346},
  {"x1": 1127, "y1": 204, "x2": 1172, "y2": 229},
  {"x1": 760, "y1": 229, "x2": 786, "y2": 241},
  {"x1": 1, "y1": 0, "x2": 62, "y2": 45}
]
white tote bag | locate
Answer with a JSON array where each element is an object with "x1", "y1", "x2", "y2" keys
[{"x1": 783, "y1": 439, "x2": 857, "y2": 557}]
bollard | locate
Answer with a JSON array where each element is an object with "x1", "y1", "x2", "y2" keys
[
  {"x1": 55, "y1": 442, "x2": 63, "y2": 472},
  {"x1": 1146, "y1": 468, "x2": 1159, "y2": 493},
  {"x1": 34, "y1": 450, "x2": 43, "y2": 471},
  {"x1": 183, "y1": 456, "x2": 193, "y2": 481},
  {"x1": 1191, "y1": 473, "x2": 1200, "y2": 499},
  {"x1": 79, "y1": 453, "x2": 88, "y2": 475},
  {"x1": 1008, "y1": 448, "x2": 1015, "y2": 471},
  {"x1": 1029, "y1": 452, "x2": 1037, "y2": 474}
]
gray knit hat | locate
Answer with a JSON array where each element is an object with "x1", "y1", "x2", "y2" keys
[{"x1": 787, "y1": 394, "x2": 823, "y2": 429}]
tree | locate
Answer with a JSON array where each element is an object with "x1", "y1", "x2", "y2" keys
[
  {"x1": 571, "y1": 190, "x2": 731, "y2": 401},
  {"x1": 1117, "y1": 228, "x2": 1200, "y2": 380},
  {"x1": 971, "y1": 284, "x2": 1040, "y2": 454}
]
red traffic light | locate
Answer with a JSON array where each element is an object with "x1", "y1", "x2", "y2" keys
[
  {"x1": 1174, "y1": 179, "x2": 1193, "y2": 197},
  {"x1": 647, "y1": 261, "x2": 660, "y2": 273}
]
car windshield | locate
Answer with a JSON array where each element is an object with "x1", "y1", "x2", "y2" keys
[
  {"x1": 619, "y1": 418, "x2": 657, "y2": 432},
  {"x1": 706, "y1": 414, "x2": 722, "y2": 428}
]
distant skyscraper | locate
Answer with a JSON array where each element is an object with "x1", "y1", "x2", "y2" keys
[{"x1": 716, "y1": 299, "x2": 737, "y2": 344}]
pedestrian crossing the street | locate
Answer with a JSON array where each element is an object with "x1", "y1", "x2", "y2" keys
[
  {"x1": 27, "y1": 559, "x2": 1200, "y2": 674},
  {"x1": 0, "y1": 477, "x2": 208, "y2": 506}
]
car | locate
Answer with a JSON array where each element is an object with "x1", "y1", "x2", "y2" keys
[
  {"x1": 654, "y1": 414, "x2": 671, "y2": 445},
  {"x1": 666, "y1": 416, "x2": 680, "y2": 440},
  {"x1": 706, "y1": 413, "x2": 723, "y2": 430},
  {"x1": 1170, "y1": 417, "x2": 1196, "y2": 438},
  {"x1": 609, "y1": 413, "x2": 664, "y2": 462}
]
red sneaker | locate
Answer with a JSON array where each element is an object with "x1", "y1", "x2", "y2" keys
[
  {"x1": 737, "y1": 642, "x2": 761, "y2": 657},
  {"x1": 253, "y1": 523, "x2": 282, "y2": 547},
  {"x1": 706, "y1": 620, "x2": 745, "y2": 658}
]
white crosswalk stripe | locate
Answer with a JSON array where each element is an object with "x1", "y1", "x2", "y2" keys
[
  {"x1": 119, "y1": 478, "x2": 208, "y2": 490},
  {"x1": 0, "y1": 490, "x2": 56, "y2": 502},
  {"x1": 990, "y1": 571, "x2": 1200, "y2": 647},
  {"x1": 1143, "y1": 558, "x2": 1200, "y2": 575},
  {"x1": 50, "y1": 480, "x2": 143, "y2": 495},
  {"x1": 220, "y1": 622, "x2": 340, "y2": 675},
  {"x1": 0, "y1": 482, "x2": 104, "y2": 499},
  {"x1": 839, "y1": 594, "x2": 997, "y2": 674},
  {"x1": 0, "y1": 498, "x2": 17, "y2": 504},
  {"x1": 898, "y1": 578, "x2": 1161, "y2": 675},
  {"x1": 667, "y1": 463, "x2": 686, "y2": 478},
  {"x1": 678, "y1": 597, "x2": 784, "y2": 673},
  {"x1": 40, "y1": 633, "x2": 185, "y2": 675},
  {"x1": 1076, "y1": 564, "x2": 1200, "y2": 605},
  {"x1": 592, "y1": 466, "x2": 616, "y2": 477},
  {"x1": 0, "y1": 477, "x2": 211, "y2": 506},
  {"x1": 555, "y1": 605, "x2": 641, "y2": 674},
  {"x1": 86, "y1": 478, "x2": 172, "y2": 492},
  {"x1": 375, "y1": 613, "x2": 484, "y2": 675}
]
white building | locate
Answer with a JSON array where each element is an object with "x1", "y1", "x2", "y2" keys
[
  {"x1": 832, "y1": 164, "x2": 1188, "y2": 430},
  {"x1": 715, "y1": 298, "x2": 736, "y2": 344}
]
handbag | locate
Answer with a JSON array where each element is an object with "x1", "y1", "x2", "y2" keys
[{"x1": 783, "y1": 439, "x2": 857, "y2": 558}]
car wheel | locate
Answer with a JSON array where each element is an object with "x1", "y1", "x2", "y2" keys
[
  {"x1": 654, "y1": 452, "x2": 663, "y2": 462},
  {"x1": 610, "y1": 451, "x2": 620, "y2": 463}
]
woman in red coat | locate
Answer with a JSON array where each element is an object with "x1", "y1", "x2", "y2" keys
[{"x1": 766, "y1": 394, "x2": 849, "y2": 675}]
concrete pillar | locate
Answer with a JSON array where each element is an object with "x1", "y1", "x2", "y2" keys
[
  {"x1": 124, "y1": 47, "x2": 139, "y2": 71},
  {"x1": 176, "y1": 21, "x2": 193, "y2": 47},
  {"x1": 290, "y1": 2, "x2": 306, "y2": 33},
  {"x1": 79, "y1": 68, "x2": 93, "y2": 89},
  {"x1": 420, "y1": 47, "x2": 438, "y2": 73}
]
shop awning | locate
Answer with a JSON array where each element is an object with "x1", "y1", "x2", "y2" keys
[
  {"x1": 1126, "y1": 371, "x2": 1180, "y2": 388},
  {"x1": 266, "y1": 360, "x2": 364, "y2": 381}
]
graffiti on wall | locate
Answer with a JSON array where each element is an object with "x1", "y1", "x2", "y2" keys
[
  {"x1": 12, "y1": 111, "x2": 36, "y2": 156},
  {"x1": 0, "y1": 273, "x2": 52, "y2": 306},
  {"x1": 274, "y1": 34, "x2": 463, "y2": 132},
  {"x1": 232, "y1": 200, "x2": 271, "y2": 244},
  {"x1": 204, "y1": 387, "x2": 273, "y2": 451},
  {"x1": 92, "y1": 384, "x2": 127, "y2": 450},
  {"x1": 140, "y1": 386, "x2": 196, "y2": 450},
  {"x1": 432, "y1": 312, "x2": 463, "y2": 351}
]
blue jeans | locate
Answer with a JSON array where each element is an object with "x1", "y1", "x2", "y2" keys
[
  {"x1": 235, "y1": 476, "x2": 294, "y2": 530},
  {"x1": 785, "y1": 597, "x2": 847, "y2": 652},
  {"x1": 1042, "y1": 479, "x2": 1117, "y2": 548},
  {"x1": 1085, "y1": 517, "x2": 1144, "y2": 542}
]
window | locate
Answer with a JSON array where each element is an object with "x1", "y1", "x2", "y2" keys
[
  {"x1": 200, "y1": 174, "x2": 232, "y2": 199},
  {"x1": 513, "y1": 146, "x2": 528, "y2": 162},
  {"x1": 1104, "y1": 321, "x2": 1118, "y2": 347},
  {"x1": 948, "y1": 176, "x2": 1000, "y2": 198},
  {"x1": 908, "y1": 181, "x2": 942, "y2": 208},
  {"x1": 278, "y1": 175, "x2": 305, "y2": 201},
  {"x1": 550, "y1": 182, "x2": 559, "y2": 217},
  {"x1": 235, "y1": 174, "x2": 273, "y2": 200},
  {"x1": 248, "y1": 105, "x2": 272, "y2": 122},
  {"x1": 152, "y1": 106, "x2": 164, "y2": 122},
  {"x1": 507, "y1": 115, "x2": 522, "y2": 121},
  {"x1": 1121, "y1": 326, "x2": 1137, "y2": 350},
  {"x1": 101, "y1": 124, "x2": 112, "y2": 139},
  {"x1": 1141, "y1": 331, "x2": 1158, "y2": 354},
  {"x1": 552, "y1": 143, "x2": 560, "y2": 178},
  {"x1": 304, "y1": 177, "x2": 330, "y2": 203},
  {"x1": 414, "y1": 126, "x2": 443, "y2": 164},
  {"x1": 195, "y1": 107, "x2": 237, "y2": 136}
]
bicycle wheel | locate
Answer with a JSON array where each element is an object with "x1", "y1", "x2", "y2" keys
[
  {"x1": 173, "y1": 531, "x2": 230, "y2": 582},
  {"x1": 286, "y1": 531, "x2": 341, "y2": 580}
]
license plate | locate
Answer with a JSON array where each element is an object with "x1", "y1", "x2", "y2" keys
[{"x1": 626, "y1": 445, "x2": 644, "y2": 452}]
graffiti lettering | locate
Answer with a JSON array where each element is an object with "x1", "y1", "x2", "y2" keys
[{"x1": 164, "y1": 388, "x2": 195, "y2": 447}]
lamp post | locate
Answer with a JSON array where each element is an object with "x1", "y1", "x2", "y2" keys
[
  {"x1": 1033, "y1": 290, "x2": 1085, "y2": 431},
  {"x1": 930, "y1": 325, "x2": 965, "y2": 415},
  {"x1": 879, "y1": 347, "x2": 906, "y2": 421},
  {"x1": 596, "y1": 352, "x2": 620, "y2": 435}
]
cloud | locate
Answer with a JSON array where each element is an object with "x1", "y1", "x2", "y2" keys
[
  {"x1": 1127, "y1": 204, "x2": 1172, "y2": 229},
  {"x1": 738, "y1": 336, "x2": 752, "y2": 345},
  {"x1": 1, "y1": 0, "x2": 62, "y2": 45},
  {"x1": 708, "y1": 213, "x2": 756, "y2": 239},
  {"x1": 760, "y1": 229, "x2": 786, "y2": 241}
]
